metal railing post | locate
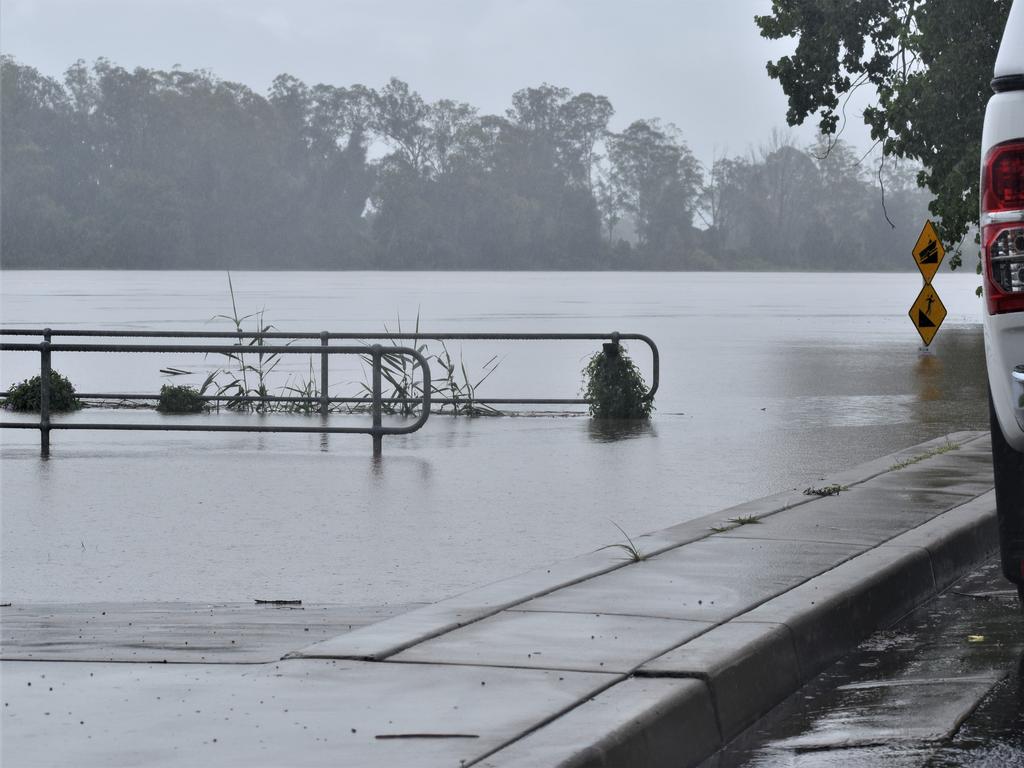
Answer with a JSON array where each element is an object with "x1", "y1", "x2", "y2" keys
[
  {"x1": 40, "y1": 329, "x2": 52, "y2": 457},
  {"x1": 320, "y1": 331, "x2": 329, "y2": 415},
  {"x1": 371, "y1": 344, "x2": 383, "y2": 456}
]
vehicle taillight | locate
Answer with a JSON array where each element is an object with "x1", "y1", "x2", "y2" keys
[{"x1": 982, "y1": 140, "x2": 1024, "y2": 314}]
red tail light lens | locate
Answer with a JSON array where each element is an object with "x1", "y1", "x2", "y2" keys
[
  {"x1": 983, "y1": 141, "x2": 1024, "y2": 212},
  {"x1": 982, "y1": 141, "x2": 1024, "y2": 314}
]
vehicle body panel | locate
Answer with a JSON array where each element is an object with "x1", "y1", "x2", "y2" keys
[
  {"x1": 994, "y1": 0, "x2": 1024, "y2": 79},
  {"x1": 983, "y1": 3, "x2": 1024, "y2": 454}
]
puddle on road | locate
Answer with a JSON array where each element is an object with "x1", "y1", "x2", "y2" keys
[
  {"x1": 929, "y1": 653, "x2": 1024, "y2": 767},
  {"x1": 706, "y1": 562, "x2": 1024, "y2": 768}
]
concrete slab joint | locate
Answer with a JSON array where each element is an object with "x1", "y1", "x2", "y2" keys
[{"x1": 638, "y1": 621, "x2": 800, "y2": 743}]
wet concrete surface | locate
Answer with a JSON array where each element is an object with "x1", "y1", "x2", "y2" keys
[
  {"x1": 515, "y1": 537, "x2": 866, "y2": 622},
  {"x1": 1, "y1": 602, "x2": 420, "y2": 663},
  {"x1": 704, "y1": 560, "x2": 1024, "y2": 768},
  {"x1": 1, "y1": 658, "x2": 618, "y2": 768},
  {"x1": 0, "y1": 434, "x2": 1001, "y2": 767}
]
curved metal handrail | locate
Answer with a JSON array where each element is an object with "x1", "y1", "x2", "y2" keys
[{"x1": 0, "y1": 340, "x2": 431, "y2": 456}]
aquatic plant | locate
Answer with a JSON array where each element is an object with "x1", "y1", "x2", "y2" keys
[
  {"x1": 357, "y1": 311, "x2": 503, "y2": 417},
  {"x1": 279, "y1": 358, "x2": 343, "y2": 415},
  {"x1": 358, "y1": 312, "x2": 430, "y2": 417},
  {"x1": 3, "y1": 370, "x2": 82, "y2": 412},
  {"x1": 201, "y1": 280, "x2": 503, "y2": 416},
  {"x1": 581, "y1": 344, "x2": 653, "y2": 419},
  {"x1": 156, "y1": 384, "x2": 206, "y2": 414},
  {"x1": 208, "y1": 273, "x2": 286, "y2": 412},
  {"x1": 431, "y1": 341, "x2": 502, "y2": 416}
]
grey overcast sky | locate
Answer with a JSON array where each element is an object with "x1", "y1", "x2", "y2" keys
[{"x1": 0, "y1": 0, "x2": 874, "y2": 166}]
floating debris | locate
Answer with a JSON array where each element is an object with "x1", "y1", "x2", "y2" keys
[{"x1": 803, "y1": 484, "x2": 846, "y2": 497}]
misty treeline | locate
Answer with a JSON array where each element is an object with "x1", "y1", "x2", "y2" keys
[{"x1": 2, "y1": 57, "x2": 932, "y2": 271}]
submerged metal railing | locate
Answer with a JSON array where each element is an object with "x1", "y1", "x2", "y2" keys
[{"x1": 0, "y1": 328, "x2": 658, "y2": 456}]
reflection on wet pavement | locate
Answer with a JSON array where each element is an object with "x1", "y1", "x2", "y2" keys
[
  {"x1": 706, "y1": 561, "x2": 1024, "y2": 768},
  {"x1": 931, "y1": 654, "x2": 1024, "y2": 767}
]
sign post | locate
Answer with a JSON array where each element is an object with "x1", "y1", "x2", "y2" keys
[{"x1": 909, "y1": 220, "x2": 946, "y2": 346}]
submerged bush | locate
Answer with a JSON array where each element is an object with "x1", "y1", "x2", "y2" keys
[
  {"x1": 3, "y1": 370, "x2": 82, "y2": 412},
  {"x1": 157, "y1": 384, "x2": 206, "y2": 414},
  {"x1": 582, "y1": 345, "x2": 653, "y2": 419}
]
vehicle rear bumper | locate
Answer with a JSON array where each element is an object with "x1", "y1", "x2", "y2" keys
[{"x1": 985, "y1": 311, "x2": 1024, "y2": 451}]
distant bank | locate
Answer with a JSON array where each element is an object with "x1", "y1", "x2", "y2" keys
[{"x1": 3, "y1": 56, "x2": 934, "y2": 274}]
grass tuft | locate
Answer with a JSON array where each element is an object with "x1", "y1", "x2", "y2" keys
[
  {"x1": 597, "y1": 521, "x2": 646, "y2": 562},
  {"x1": 888, "y1": 440, "x2": 960, "y2": 471},
  {"x1": 710, "y1": 514, "x2": 762, "y2": 533}
]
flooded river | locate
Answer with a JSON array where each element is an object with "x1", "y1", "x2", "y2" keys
[{"x1": 0, "y1": 270, "x2": 990, "y2": 605}]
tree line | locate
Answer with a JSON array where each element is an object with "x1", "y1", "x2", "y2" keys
[{"x1": 1, "y1": 56, "x2": 932, "y2": 271}]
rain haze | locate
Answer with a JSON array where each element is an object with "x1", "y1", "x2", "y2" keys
[
  {"x1": 5, "y1": 1, "x2": 1023, "y2": 762},
  {"x1": 0, "y1": 0, "x2": 874, "y2": 165}
]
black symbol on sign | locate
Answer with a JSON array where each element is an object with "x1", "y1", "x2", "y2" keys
[
  {"x1": 917, "y1": 296, "x2": 937, "y2": 328},
  {"x1": 919, "y1": 239, "x2": 939, "y2": 264}
]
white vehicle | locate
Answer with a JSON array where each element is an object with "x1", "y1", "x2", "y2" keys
[{"x1": 982, "y1": 0, "x2": 1024, "y2": 604}]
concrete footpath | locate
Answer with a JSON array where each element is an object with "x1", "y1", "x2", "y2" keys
[{"x1": 1, "y1": 431, "x2": 999, "y2": 767}]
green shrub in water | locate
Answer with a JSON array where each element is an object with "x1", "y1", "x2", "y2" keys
[
  {"x1": 157, "y1": 384, "x2": 206, "y2": 414},
  {"x1": 3, "y1": 370, "x2": 82, "y2": 412},
  {"x1": 582, "y1": 345, "x2": 653, "y2": 419}
]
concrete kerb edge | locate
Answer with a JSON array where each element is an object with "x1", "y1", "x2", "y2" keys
[
  {"x1": 634, "y1": 620, "x2": 800, "y2": 744},
  {"x1": 475, "y1": 496, "x2": 996, "y2": 768},
  {"x1": 472, "y1": 677, "x2": 721, "y2": 768},
  {"x1": 890, "y1": 490, "x2": 998, "y2": 591},
  {"x1": 618, "y1": 491, "x2": 997, "y2": 763},
  {"x1": 288, "y1": 431, "x2": 989, "y2": 662},
  {"x1": 755, "y1": 544, "x2": 937, "y2": 682}
]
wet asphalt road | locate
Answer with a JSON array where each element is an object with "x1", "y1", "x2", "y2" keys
[{"x1": 705, "y1": 560, "x2": 1024, "y2": 768}]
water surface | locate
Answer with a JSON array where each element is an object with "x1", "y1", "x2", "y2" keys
[{"x1": 0, "y1": 271, "x2": 989, "y2": 604}]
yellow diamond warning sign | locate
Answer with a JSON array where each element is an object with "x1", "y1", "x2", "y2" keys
[
  {"x1": 908, "y1": 283, "x2": 947, "y2": 346},
  {"x1": 913, "y1": 220, "x2": 945, "y2": 283}
]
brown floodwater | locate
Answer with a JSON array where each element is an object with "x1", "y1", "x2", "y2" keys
[{"x1": 0, "y1": 271, "x2": 990, "y2": 604}]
